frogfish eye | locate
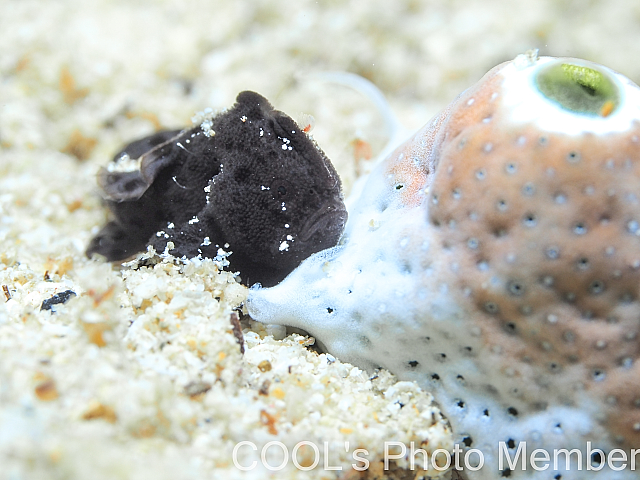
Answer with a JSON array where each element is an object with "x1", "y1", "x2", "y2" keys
[
  {"x1": 270, "y1": 178, "x2": 293, "y2": 200},
  {"x1": 534, "y1": 60, "x2": 620, "y2": 117}
]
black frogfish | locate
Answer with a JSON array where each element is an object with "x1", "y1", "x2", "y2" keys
[{"x1": 87, "y1": 91, "x2": 347, "y2": 287}]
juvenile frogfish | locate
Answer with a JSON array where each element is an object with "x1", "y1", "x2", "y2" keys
[
  {"x1": 87, "y1": 91, "x2": 347, "y2": 287},
  {"x1": 248, "y1": 54, "x2": 640, "y2": 479}
]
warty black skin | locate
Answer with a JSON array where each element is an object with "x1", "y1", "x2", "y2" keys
[{"x1": 87, "y1": 91, "x2": 347, "y2": 287}]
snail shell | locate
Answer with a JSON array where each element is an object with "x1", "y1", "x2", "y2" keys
[{"x1": 248, "y1": 54, "x2": 640, "y2": 479}]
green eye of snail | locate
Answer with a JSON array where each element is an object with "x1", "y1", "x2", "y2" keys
[{"x1": 534, "y1": 61, "x2": 620, "y2": 117}]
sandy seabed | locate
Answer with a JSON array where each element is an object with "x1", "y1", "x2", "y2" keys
[{"x1": 2, "y1": 1, "x2": 640, "y2": 479}]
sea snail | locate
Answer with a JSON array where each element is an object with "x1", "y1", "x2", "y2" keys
[{"x1": 248, "y1": 53, "x2": 640, "y2": 479}]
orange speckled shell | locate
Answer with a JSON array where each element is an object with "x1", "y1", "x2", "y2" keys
[{"x1": 416, "y1": 61, "x2": 640, "y2": 448}]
